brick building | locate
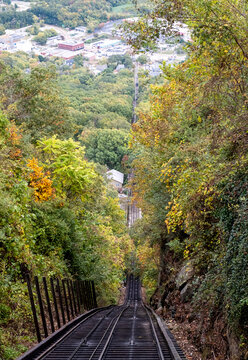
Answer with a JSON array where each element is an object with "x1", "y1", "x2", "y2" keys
[{"x1": 58, "y1": 41, "x2": 84, "y2": 51}]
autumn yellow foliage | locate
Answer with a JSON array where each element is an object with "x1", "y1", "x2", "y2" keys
[
  {"x1": 8, "y1": 123, "x2": 22, "y2": 145},
  {"x1": 27, "y1": 158, "x2": 54, "y2": 202}
]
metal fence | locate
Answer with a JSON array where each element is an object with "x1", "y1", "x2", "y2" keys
[{"x1": 26, "y1": 275, "x2": 97, "y2": 342}]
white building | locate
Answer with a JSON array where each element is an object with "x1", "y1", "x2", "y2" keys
[{"x1": 106, "y1": 169, "x2": 124, "y2": 191}]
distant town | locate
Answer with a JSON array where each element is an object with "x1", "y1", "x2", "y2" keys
[{"x1": 0, "y1": 0, "x2": 190, "y2": 76}]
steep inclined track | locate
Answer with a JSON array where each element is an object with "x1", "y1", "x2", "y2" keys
[{"x1": 18, "y1": 276, "x2": 186, "y2": 360}]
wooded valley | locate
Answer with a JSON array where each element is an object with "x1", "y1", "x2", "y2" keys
[{"x1": 0, "y1": 0, "x2": 247, "y2": 359}]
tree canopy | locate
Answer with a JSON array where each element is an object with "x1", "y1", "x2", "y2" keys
[
  {"x1": 0, "y1": 0, "x2": 143, "y2": 30},
  {"x1": 125, "y1": 0, "x2": 248, "y2": 356},
  {"x1": 81, "y1": 128, "x2": 129, "y2": 172},
  {"x1": 0, "y1": 54, "x2": 133, "y2": 358},
  {"x1": 0, "y1": 62, "x2": 74, "y2": 142}
]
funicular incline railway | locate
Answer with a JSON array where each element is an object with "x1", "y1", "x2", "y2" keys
[{"x1": 18, "y1": 275, "x2": 186, "y2": 360}]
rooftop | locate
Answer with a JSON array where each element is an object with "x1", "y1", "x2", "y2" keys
[
  {"x1": 106, "y1": 169, "x2": 124, "y2": 184},
  {"x1": 59, "y1": 40, "x2": 84, "y2": 46},
  {"x1": 45, "y1": 47, "x2": 84, "y2": 59}
]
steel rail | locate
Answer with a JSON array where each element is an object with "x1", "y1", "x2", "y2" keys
[
  {"x1": 88, "y1": 276, "x2": 138, "y2": 360},
  {"x1": 66, "y1": 306, "x2": 122, "y2": 360},
  {"x1": 37, "y1": 307, "x2": 112, "y2": 360},
  {"x1": 146, "y1": 305, "x2": 184, "y2": 360},
  {"x1": 99, "y1": 279, "x2": 140, "y2": 359},
  {"x1": 143, "y1": 303, "x2": 165, "y2": 360},
  {"x1": 88, "y1": 306, "x2": 128, "y2": 360},
  {"x1": 129, "y1": 300, "x2": 138, "y2": 346},
  {"x1": 99, "y1": 276, "x2": 141, "y2": 360},
  {"x1": 19, "y1": 275, "x2": 186, "y2": 360}
]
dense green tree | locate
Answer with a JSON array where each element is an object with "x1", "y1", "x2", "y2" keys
[
  {"x1": 0, "y1": 25, "x2": 6, "y2": 35},
  {"x1": 33, "y1": 31, "x2": 47, "y2": 45},
  {"x1": 0, "y1": 36, "x2": 140, "y2": 359},
  {"x1": 108, "y1": 54, "x2": 133, "y2": 69},
  {"x1": 0, "y1": 62, "x2": 74, "y2": 141},
  {"x1": 58, "y1": 66, "x2": 134, "y2": 132},
  {"x1": 26, "y1": 23, "x2": 40, "y2": 35},
  {"x1": 31, "y1": 0, "x2": 137, "y2": 29},
  {"x1": 0, "y1": 111, "x2": 131, "y2": 359},
  {"x1": 81, "y1": 128, "x2": 129, "y2": 171},
  {"x1": 137, "y1": 54, "x2": 148, "y2": 65},
  {"x1": 78, "y1": 71, "x2": 94, "y2": 86},
  {"x1": 0, "y1": 9, "x2": 34, "y2": 29},
  {"x1": 74, "y1": 54, "x2": 85, "y2": 68},
  {"x1": 0, "y1": 0, "x2": 146, "y2": 30},
  {"x1": 33, "y1": 29, "x2": 57, "y2": 45},
  {"x1": 125, "y1": 0, "x2": 248, "y2": 357}
]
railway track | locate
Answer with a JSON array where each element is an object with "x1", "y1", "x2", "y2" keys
[{"x1": 18, "y1": 275, "x2": 186, "y2": 360}]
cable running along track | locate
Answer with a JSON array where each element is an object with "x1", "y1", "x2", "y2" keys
[{"x1": 18, "y1": 275, "x2": 186, "y2": 360}]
